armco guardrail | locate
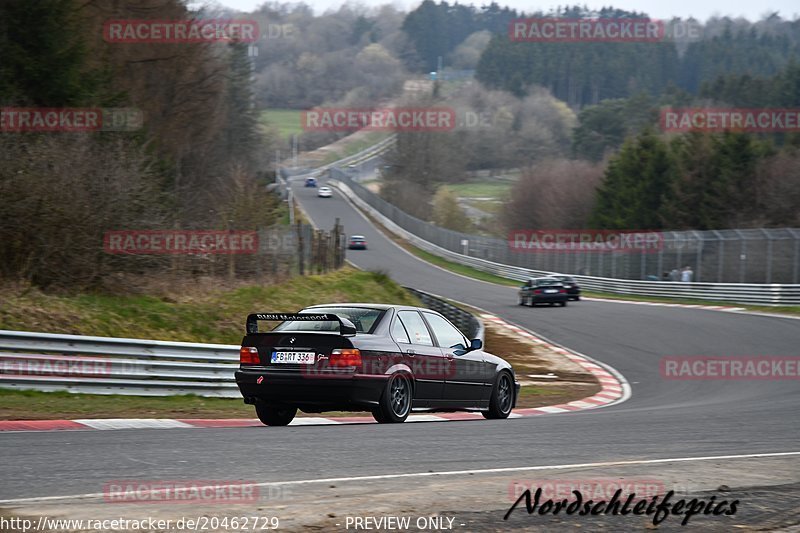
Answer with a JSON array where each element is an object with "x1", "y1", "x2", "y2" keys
[
  {"x1": 329, "y1": 176, "x2": 800, "y2": 306},
  {"x1": 0, "y1": 330, "x2": 241, "y2": 397},
  {"x1": 0, "y1": 287, "x2": 485, "y2": 396}
]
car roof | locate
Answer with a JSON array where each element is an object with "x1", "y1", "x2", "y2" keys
[
  {"x1": 305, "y1": 303, "x2": 436, "y2": 313},
  {"x1": 350, "y1": 235, "x2": 365, "y2": 239}
]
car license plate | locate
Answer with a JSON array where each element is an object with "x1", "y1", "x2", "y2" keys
[
  {"x1": 271, "y1": 351, "x2": 315, "y2": 364},
  {"x1": 545, "y1": 289, "x2": 557, "y2": 294}
]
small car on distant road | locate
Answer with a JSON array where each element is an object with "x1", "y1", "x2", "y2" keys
[
  {"x1": 348, "y1": 235, "x2": 367, "y2": 250},
  {"x1": 304, "y1": 177, "x2": 317, "y2": 187},
  {"x1": 550, "y1": 274, "x2": 581, "y2": 300},
  {"x1": 518, "y1": 278, "x2": 569, "y2": 307},
  {"x1": 317, "y1": 186, "x2": 332, "y2": 198}
]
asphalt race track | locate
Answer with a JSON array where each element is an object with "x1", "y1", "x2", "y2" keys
[{"x1": 1, "y1": 174, "x2": 799, "y2": 530}]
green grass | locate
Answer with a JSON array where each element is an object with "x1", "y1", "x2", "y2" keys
[
  {"x1": 398, "y1": 243, "x2": 521, "y2": 288},
  {"x1": 0, "y1": 269, "x2": 420, "y2": 343},
  {"x1": 0, "y1": 389, "x2": 257, "y2": 420},
  {"x1": 260, "y1": 108, "x2": 304, "y2": 140},
  {"x1": 466, "y1": 198, "x2": 504, "y2": 215},
  {"x1": 443, "y1": 182, "x2": 512, "y2": 199}
]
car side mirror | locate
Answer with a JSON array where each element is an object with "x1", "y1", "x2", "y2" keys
[
  {"x1": 470, "y1": 339, "x2": 482, "y2": 351},
  {"x1": 451, "y1": 343, "x2": 467, "y2": 356}
]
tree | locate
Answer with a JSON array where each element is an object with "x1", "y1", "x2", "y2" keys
[
  {"x1": 432, "y1": 187, "x2": 473, "y2": 231},
  {"x1": 571, "y1": 93, "x2": 658, "y2": 161},
  {"x1": 591, "y1": 130, "x2": 677, "y2": 229},
  {"x1": 503, "y1": 160, "x2": 605, "y2": 231},
  {"x1": 0, "y1": 0, "x2": 105, "y2": 106},
  {"x1": 220, "y1": 42, "x2": 262, "y2": 172}
]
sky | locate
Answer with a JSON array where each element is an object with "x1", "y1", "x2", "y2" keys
[{"x1": 215, "y1": 0, "x2": 798, "y2": 22}]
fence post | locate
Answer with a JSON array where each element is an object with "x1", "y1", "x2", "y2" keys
[
  {"x1": 296, "y1": 221, "x2": 305, "y2": 276},
  {"x1": 765, "y1": 231, "x2": 773, "y2": 284},
  {"x1": 333, "y1": 218, "x2": 342, "y2": 269},
  {"x1": 794, "y1": 234, "x2": 800, "y2": 284}
]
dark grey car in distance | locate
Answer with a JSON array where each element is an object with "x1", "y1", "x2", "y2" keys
[{"x1": 518, "y1": 277, "x2": 569, "y2": 307}]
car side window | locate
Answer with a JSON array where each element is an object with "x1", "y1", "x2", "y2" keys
[
  {"x1": 391, "y1": 316, "x2": 411, "y2": 344},
  {"x1": 397, "y1": 311, "x2": 434, "y2": 346},
  {"x1": 423, "y1": 312, "x2": 467, "y2": 348}
]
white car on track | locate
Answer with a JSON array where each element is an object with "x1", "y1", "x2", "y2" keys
[{"x1": 318, "y1": 186, "x2": 333, "y2": 198}]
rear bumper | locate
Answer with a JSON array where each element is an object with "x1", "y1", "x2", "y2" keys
[
  {"x1": 235, "y1": 368, "x2": 387, "y2": 410},
  {"x1": 532, "y1": 293, "x2": 568, "y2": 303}
]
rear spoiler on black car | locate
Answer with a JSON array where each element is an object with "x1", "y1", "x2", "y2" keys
[{"x1": 245, "y1": 313, "x2": 357, "y2": 336}]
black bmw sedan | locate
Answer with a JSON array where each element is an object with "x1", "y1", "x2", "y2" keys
[
  {"x1": 235, "y1": 304, "x2": 519, "y2": 425},
  {"x1": 550, "y1": 274, "x2": 582, "y2": 300},
  {"x1": 518, "y1": 277, "x2": 569, "y2": 306}
]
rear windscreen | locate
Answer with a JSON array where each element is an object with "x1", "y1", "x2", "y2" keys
[{"x1": 273, "y1": 308, "x2": 385, "y2": 334}]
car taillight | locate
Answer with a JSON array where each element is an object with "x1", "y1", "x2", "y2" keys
[
  {"x1": 534, "y1": 289, "x2": 542, "y2": 294},
  {"x1": 559, "y1": 289, "x2": 566, "y2": 293},
  {"x1": 240, "y1": 346, "x2": 259, "y2": 365},
  {"x1": 330, "y1": 348, "x2": 361, "y2": 367}
]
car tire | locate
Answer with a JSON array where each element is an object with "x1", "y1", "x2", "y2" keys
[
  {"x1": 371, "y1": 408, "x2": 388, "y2": 423},
  {"x1": 255, "y1": 402, "x2": 297, "y2": 426},
  {"x1": 574, "y1": 296, "x2": 581, "y2": 301},
  {"x1": 518, "y1": 296, "x2": 526, "y2": 306},
  {"x1": 374, "y1": 373, "x2": 412, "y2": 423},
  {"x1": 483, "y1": 371, "x2": 514, "y2": 419},
  {"x1": 560, "y1": 301, "x2": 568, "y2": 307}
]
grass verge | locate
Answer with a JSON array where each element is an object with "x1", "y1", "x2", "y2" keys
[
  {"x1": 259, "y1": 108, "x2": 303, "y2": 140},
  {"x1": 0, "y1": 390, "x2": 255, "y2": 420},
  {"x1": 0, "y1": 268, "x2": 419, "y2": 344},
  {"x1": 442, "y1": 182, "x2": 512, "y2": 199}
]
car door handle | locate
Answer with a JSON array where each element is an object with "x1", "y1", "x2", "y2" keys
[{"x1": 405, "y1": 349, "x2": 415, "y2": 356}]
